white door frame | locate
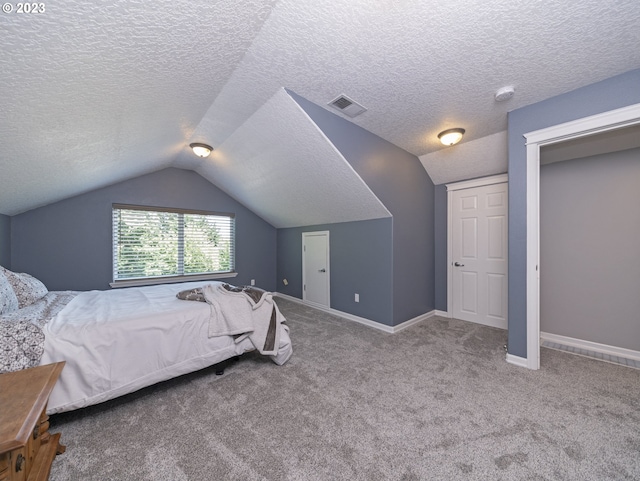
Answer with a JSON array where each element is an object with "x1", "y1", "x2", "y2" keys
[
  {"x1": 302, "y1": 231, "x2": 330, "y2": 307},
  {"x1": 523, "y1": 102, "x2": 640, "y2": 370},
  {"x1": 446, "y1": 173, "x2": 509, "y2": 318}
]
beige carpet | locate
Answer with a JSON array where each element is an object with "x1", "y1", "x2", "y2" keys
[{"x1": 49, "y1": 298, "x2": 640, "y2": 480}]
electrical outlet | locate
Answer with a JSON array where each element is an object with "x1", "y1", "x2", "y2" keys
[
  {"x1": 283, "y1": 279, "x2": 288, "y2": 286},
  {"x1": 250, "y1": 279, "x2": 255, "y2": 286},
  {"x1": 355, "y1": 293, "x2": 359, "y2": 303}
]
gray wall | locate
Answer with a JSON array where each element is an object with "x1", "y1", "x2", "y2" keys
[
  {"x1": 540, "y1": 147, "x2": 640, "y2": 351},
  {"x1": 434, "y1": 184, "x2": 448, "y2": 312},
  {"x1": 11, "y1": 168, "x2": 277, "y2": 291},
  {"x1": 289, "y1": 90, "x2": 435, "y2": 325},
  {"x1": 0, "y1": 214, "x2": 10, "y2": 269},
  {"x1": 277, "y1": 218, "x2": 394, "y2": 325},
  {"x1": 507, "y1": 68, "x2": 640, "y2": 358}
]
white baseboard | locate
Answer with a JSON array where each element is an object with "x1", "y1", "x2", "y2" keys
[
  {"x1": 394, "y1": 310, "x2": 438, "y2": 333},
  {"x1": 506, "y1": 353, "x2": 528, "y2": 368},
  {"x1": 274, "y1": 293, "x2": 437, "y2": 334},
  {"x1": 434, "y1": 310, "x2": 448, "y2": 317},
  {"x1": 541, "y1": 332, "x2": 640, "y2": 362}
]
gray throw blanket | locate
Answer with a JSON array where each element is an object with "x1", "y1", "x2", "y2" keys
[{"x1": 177, "y1": 284, "x2": 283, "y2": 356}]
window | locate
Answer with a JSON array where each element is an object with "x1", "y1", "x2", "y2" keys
[{"x1": 111, "y1": 204, "x2": 236, "y2": 287}]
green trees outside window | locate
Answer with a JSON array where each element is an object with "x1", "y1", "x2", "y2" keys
[{"x1": 113, "y1": 206, "x2": 235, "y2": 281}]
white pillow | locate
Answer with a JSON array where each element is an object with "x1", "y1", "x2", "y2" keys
[
  {"x1": 0, "y1": 269, "x2": 19, "y2": 314},
  {"x1": 1, "y1": 267, "x2": 48, "y2": 309}
]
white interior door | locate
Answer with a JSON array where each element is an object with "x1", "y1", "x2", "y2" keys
[
  {"x1": 449, "y1": 179, "x2": 508, "y2": 329},
  {"x1": 302, "y1": 231, "x2": 330, "y2": 307}
]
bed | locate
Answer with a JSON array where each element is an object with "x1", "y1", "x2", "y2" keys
[{"x1": 0, "y1": 268, "x2": 292, "y2": 414}]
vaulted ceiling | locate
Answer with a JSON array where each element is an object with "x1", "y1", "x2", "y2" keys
[{"x1": 1, "y1": 0, "x2": 639, "y2": 220}]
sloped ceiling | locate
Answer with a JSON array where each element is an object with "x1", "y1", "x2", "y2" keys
[
  {"x1": 192, "y1": 89, "x2": 391, "y2": 228},
  {"x1": 419, "y1": 131, "x2": 508, "y2": 185},
  {"x1": 1, "y1": 0, "x2": 640, "y2": 218},
  {"x1": 0, "y1": 0, "x2": 279, "y2": 215}
]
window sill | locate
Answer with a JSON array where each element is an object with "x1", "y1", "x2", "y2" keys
[{"x1": 109, "y1": 272, "x2": 238, "y2": 289}]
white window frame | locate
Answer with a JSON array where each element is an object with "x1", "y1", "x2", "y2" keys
[{"x1": 110, "y1": 204, "x2": 237, "y2": 288}]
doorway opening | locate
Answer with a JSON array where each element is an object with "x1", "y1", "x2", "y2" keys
[{"x1": 523, "y1": 102, "x2": 640, "y2": 370}]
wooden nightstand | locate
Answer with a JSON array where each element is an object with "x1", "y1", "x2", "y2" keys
[{"x1": 0, "y1": 362, "x2": 65, "y2": 481}]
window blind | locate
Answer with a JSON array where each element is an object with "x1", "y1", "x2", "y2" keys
[{"x1": 112, "y1": 205, "x2": 235, "y2": 281}]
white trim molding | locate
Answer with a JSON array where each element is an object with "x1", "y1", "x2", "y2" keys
[
  {"x1": 445, "y1": 173, "x2": 508, "y2": 192},
  {"x1": 523, "y1": 102, "x2": 640, "y2": 370},
  {"x1": 275, "y1": 293, "x2": 438, "y2": 334},
  {"x1": 110, "y1": 271, "x2": 237, "y2": 288},
  {"x1": 506, "y1": 353, "x2": 528, "y2": 368},
  {"x1": 541, "y1": 332, "x2": 640, "y2": 363},
  {"x1": 524, "y1": 103, "x2": 640, "y2": 145}
]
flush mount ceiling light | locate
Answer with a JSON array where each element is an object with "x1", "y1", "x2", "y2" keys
[
  {"x1": 438, "y1": 128, "x2": 465, "y2": 146},
  {"x1": 189, "y1": 143, "x2": 213, "y2": 158}
]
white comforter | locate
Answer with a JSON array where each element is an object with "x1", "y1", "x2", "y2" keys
[{"x1": 40, "y1": 282, "x2": 292, "y2": 414}]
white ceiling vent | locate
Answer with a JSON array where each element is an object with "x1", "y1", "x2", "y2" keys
[{"x1": 328, "y1": 94, "x2": 367, "y2": 118}]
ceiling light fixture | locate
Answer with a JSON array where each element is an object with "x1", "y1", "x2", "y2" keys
[
  {"x1": 438, "y1": 128, "x2": 465, "y2": 146},
  {"x1": 189, "y1": 143, "x2": 213, "y2": 158}
]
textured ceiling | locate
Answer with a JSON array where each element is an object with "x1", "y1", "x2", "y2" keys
[
  {"x1": 193, "y1": 89, "x2": 390, "y2": 228},
  {"x1": 2, "y1": 0, "x2": 640, "y2": 218},
  {"x1": 419, "y1": 131, "x2": 508, "y2": 185},
  {"x1": 0, "y1": 0, "x2": 278, "y2": 215},
  {"x1": 195, "y1": 0, "x2": 640, "y2": 154}
]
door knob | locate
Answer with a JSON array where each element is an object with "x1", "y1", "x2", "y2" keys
[
  {"x1": 319, "y1": 268, "x2": 326, "y2": 272},
  {"x1": 454, "y1": 262, "x2": 465, "y2": 267}
]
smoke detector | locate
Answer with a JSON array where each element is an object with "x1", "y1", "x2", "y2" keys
[
  {"x1": 495, "y1": 86, "x2": 515, "y2": 102},
  {"x1": 328, "y1": 94, "x2": 367, "y2": 118}
]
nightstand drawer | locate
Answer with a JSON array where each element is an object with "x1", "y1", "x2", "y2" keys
[
  {"x1": 0, "y1": 448, "x2": 27, "y2": 481},
  {"x1": 0, "y1": 451, "x2": 9, "y2": 481}
]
